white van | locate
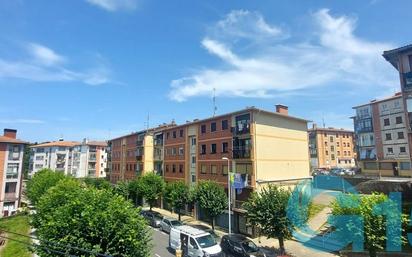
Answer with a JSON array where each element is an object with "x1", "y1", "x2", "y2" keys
[{"x1": 169, "y1": 225, "x2": 222, "y2": 257}]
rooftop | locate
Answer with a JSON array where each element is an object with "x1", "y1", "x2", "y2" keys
[
  {"x1": 31, "y1": 141, "x2": 80, "y2": 148},
  {"x1": 383, "y1": 44, "x2": 412, "y2": 70},
  {"x1": 86, "y1": 141, "x2": 107, "y2": 147},
  {"x1": 308, "y1": 127, "x2": 354, "y2": 133},
  {"x1": 0, "y1": 136, "x2": 28, "y2": 144},
  {"x1": 352, "y1": 92, "x2": 402, "y2": 109}
]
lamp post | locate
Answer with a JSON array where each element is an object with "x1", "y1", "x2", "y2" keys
[{"x1": 222, "y1": 157, "x2": 231, "y2": 234}]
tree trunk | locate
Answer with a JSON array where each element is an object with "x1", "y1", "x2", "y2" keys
[
  {"x1": 278, "y1": 237, "x2": 285, "y2": 255},
  {"x1": 369, "y1": 249, "x2": 377, "y2": 257},
  {"x1": 149, "y1": 203, "x2": 153, "y2": 211},
  {"x1": 178, "y1": 211, "x2": 181, "y2": 221}
]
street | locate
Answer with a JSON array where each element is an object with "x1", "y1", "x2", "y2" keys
[{"x1": 151, "y1": 227, "x2": 175, "y2": 257}]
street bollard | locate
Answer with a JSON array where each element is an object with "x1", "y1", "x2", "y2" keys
[{"x1": 175, "y1": 249, "x2": 182, "y2": 257}]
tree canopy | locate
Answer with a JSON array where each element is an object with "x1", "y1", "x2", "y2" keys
[
  {"x1": 26, "y1": 168, "x2": 67, "y2": 205},
  {"x1": 243, "y1": 185, "x2": 293, "y2": 254},
  {"x1": 194, "y1": 180, "x2": 227, "y2": 230},
  {"x1": 137, "y1": 173, "x2": 165, "y2": 210},
  {"x1": 33, "y1": 179, "x2": 151, "y2": 257},
  {"x1": 164, "y1": 181, "x2": 189, "y2": 220}
]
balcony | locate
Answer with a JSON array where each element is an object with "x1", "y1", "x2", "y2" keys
[
  {"x1": 136, "y1": 140, "x2": 144, "y2": 147},
  {"x1": 154, "y1": 138, "x2": 163, "y2": 146},
  {"x1": 4, "y1": 193, "x2": 16, "y2": 201},
  {"x1": 89, "y1": 153, "x2": 97, "y2": 161},
  {"x1": 233, "y1": 200, "x2": 246, "y2": 210},
  {"x1": 403, "y1": 72, "x2": 412, "y2": 89},
  {"x1": 6, "y1": 172, "x2": 18, "y2": 179},
  {"x1": 233, "y1": 146, "x2": 251, "y2": 159}
]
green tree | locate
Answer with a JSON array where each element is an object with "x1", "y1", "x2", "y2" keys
[
  {"x1": 128, "y1": 178, "x2": 141, "y2": 206},
  {"x1": 22, "y1": 145, "x2": 31, "y2": 179},
  {"x1": 137, "y1": 173, "x2": 165, "y2": 210},
  {"x1": 194, "y1": 181, "x2": 227, "y2": 230},
  {"x1": 33, "y1": 179, "x2": 151, "y2": 257},
  {"x1": 164, "y1": 181, "x2": 189, "y2": 221},
  {"x1": 331, "y1": 193, "x2": 408, "y2": 257},
  {"x1": 243, "y1": 185, "x2": 293, "y2": 254},
  {"x1": 113, "y1": 180, "x2": 130, "y2": 199},
  {"x1": 26, "y1": 168, "x2": 67, "y2": 205},
  {"x1": 83, "y1": 177, "x2": 112, "y2": 190}
]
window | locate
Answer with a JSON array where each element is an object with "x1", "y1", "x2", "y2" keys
[
  {"x1": 201, "y1": 125, "x2": 206, "y2": 134},
  {"x1": 8, "y1": 145, "x2": 20, "y2": 160},
  {"x1": 398, "y1": 131, "x2": 405, "y2": 139},
  {"x1": 347, "y1": 143, "x2": 350, "y2": 147},
  {"x1": 211, "y1": 165, "x2": 217, "y2": 174},
  {"x1": 337, "y1": 142, "x2": 340, "y2": 147},
  {"x1": 200, "y1": 165, "x2": 207, "y2": 174},
  {"x1": 173, "y1": 131, "x2": 177, "y2": 138},
  {"x1": 324, "y1": 142, "x2": 327, "y2": 146},
  {"x1": 172, "y1": 164, "x2": 176, "y2": 173},
  {"x1": 6, "y1": 164, "x2": 19, "y2": 179},
  {"x1": 384, "y1": 118, "x2": 390, "y2": 126},
  {"x1": 331, "y1": 154, "x2": 335, "y2": 160},
  {"x1": 325, "y1": 150, "x2": 329, "y2": 155},
  {"x1": 396, "y1": 116, "x2": 403, "y2": 124},
  {"x1": 191, "y1": 137, "x2": 196, "y2": 146},
  {"x1": 348, "y1": 151, "x2": 351, "y2": 155},
  {"x1": 5, "y1": 182, "x2": 17, "y2": 193},
  {"x1": 165, "y1": 165, "x2": 169, "y2": 173},
  {"x1": 222, "y1": 120, "x2": 229, "y2": 130},
  {"x1": 35, "y1": 155, "x2": 44, "y2": 161},
  {"x1": 388, "y1": 147, "x2": 394, "y2": 154},
  {"x1": 179, "y1": 147, "x2": 184, "y2": 156},
  {"x1": 211, "y1": 122, "x2": 217, "y2": 132},
  {"x1": 222, "y1": 142, "x2": 229, "y2": 153},
  {"x1": 172, "y1": 148, "x2": 177, "y2": 156},
  {"x1": 191, "y1": 156, "x2": 196, "y2": 167},
  {"x1": 330, "y1": 136, "x2": 333, "y2": 142},
  {"x1": 166, "y1": 132, "x2": 170, "y2": 139},
  {"x1": 385, "y1": 133, "x2": 392, "y2": 141},
  {"x1": 343, "y1": 142, "x2": 346, "y2": 147},
  {"x1": 222, "y1": 165, "x2": 228, "y2": 175},
  {"x1": 58, "y1": 147, "x2": 66, "y2": 151},
  {"x1": 337, "y1": 151, "x2": 340, "y2": 155},
  {"x1": 179, "y1": 129, "x2": 184, "y2": 137},
  {"x1": 201, "y1": 145, "x2": 206, "y2": 155},
  {"x1": 331, "y1": 146, "x2": 335, "y2": 151},
  {"x1": 210, "y1": 144, "x2": 217, "y2": 154},
  {"x1": 343, "y1": 151, "x2": 347, "y2": 156},
  {"x1": 400, "y1": 147, "x2": 407, "y2": 153},
  {"x1": 179, "y1": 164, "x2": 183, "y2": 173},
  {"x1": 400, "y1": 161, "x2": 411, "y2": 170}
]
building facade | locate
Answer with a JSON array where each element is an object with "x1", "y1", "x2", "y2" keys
[
  {"x1": 108, "y1": 105, "x2": 310, "y2": 235},
  {"x1": 308, "y1": 126, "x2": 356, "y2": 170},
  {"x1": 353, "y1": 92, "x2": 412, "y2": 176},
  {"x1": 0, "y1": 129, "x2": 27, "y2": 217},
  {"x1": 30, "y1": 140, "x2": 107, "y2": 178}
]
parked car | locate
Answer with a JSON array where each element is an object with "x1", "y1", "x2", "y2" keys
[
  {"x1": 220, "y1": 234, "x2": 266, "y2": 257},
  {"x1": 141, "y1": 210, "x2": 163, "y2": 228},
  {"x1": 330, "y1": 168, "x2": 345, "y2": 176},
  {"x1": 160, "y1": 218, "x2": 183, "y2": 233},
  {"x1": 169, "y1": 225, "x2": 222, "y2": 257},
  {"x1": 344, "y1": 169, "x2": 355, "y2": 176}
]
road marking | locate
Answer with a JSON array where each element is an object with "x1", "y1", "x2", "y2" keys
[{"x1": 155, "y1": 254, "x2": 161, "y2": 257}]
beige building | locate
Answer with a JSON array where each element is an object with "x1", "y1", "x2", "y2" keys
[{"x1": 309, "y1": 126, "x2": 356, "y2": 170}]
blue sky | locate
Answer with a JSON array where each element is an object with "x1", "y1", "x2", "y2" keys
[{"x1": 0, "y1": 0, "x2": 410, "y2": 142}]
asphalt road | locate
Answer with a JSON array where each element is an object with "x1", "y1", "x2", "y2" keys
[{"x1": 151, "y1": 227, "x2": 175, "y2": 257}]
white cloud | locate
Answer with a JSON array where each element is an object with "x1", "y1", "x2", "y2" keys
[
  {"x1": 0, "y1": 119, "x2": 45, "y2": 124},
  {"x1": 169, "y1": 9, "x2": 398, "y2": 102},
  {"x1": 86, "y1": 0, "x2": 137, "y2": 11},
  {"x1": 0, "y1": 42, "x2": 110, "y2": 85},
  {"x1": 28, "y1": 43, "x2": 65, "y2": 66}
]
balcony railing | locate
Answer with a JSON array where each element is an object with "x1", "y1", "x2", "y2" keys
[
  {"x1": 4, "y1": 193, "x2": 16, "y2": 201},
  {"x1": 154, "y1": 139, "x2": 163, "y2": 146},
  {"x1": 6, "y1": 172, "x2": 18, "y2": 179},
  {"x1": 234, "y1": 200, "x2": 246, "y2": 210},
  {"x1": 136, "y1": 140, "x2": 144, "y2": 147},
  {"x1": 233, "y1": 147, "x2": 251, "y2": 159}
]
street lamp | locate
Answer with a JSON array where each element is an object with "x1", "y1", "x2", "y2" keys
[{"x1": 222, "y1": 157, "x2": 231, "y2": 234}]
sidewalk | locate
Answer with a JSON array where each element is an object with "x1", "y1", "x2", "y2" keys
[{"x1": 151, "y1": 207, "x2": 339, "y2": 257}]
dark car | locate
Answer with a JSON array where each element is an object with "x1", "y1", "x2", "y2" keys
[
  {"x1": 220, "y1": 234, "x2": 266, "y2": 257},
  {"x1": 140, "y1": 210, "x2": 163, "y2": 228}
]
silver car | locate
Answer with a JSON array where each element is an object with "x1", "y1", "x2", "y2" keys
[{"x1": 160, "y1": 218, "x2": 183, "y2": 233}]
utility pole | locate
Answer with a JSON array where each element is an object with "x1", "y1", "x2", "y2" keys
[{"x1": 222, "y1": 157, "x2": 231, "y2": 234}]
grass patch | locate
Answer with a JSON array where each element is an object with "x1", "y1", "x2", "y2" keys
[
  {"x1": 0, "y1": 215, "x2": 31, "y2": 257},
  {"x1": 308, "y1": 203, "x2": 327, "y2": 219}
]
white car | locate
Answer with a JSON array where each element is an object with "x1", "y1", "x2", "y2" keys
[
  {"x1": 169, "y1": 225, "x2": 222, "y2": 257},
  {"x1": 160, "y1": 218, "x2": 183, "y2": 233}
]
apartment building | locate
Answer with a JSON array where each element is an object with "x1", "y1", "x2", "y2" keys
[
  {"x1": 70, "y1": 140, "x2": 108, "y2": 178},
  {"x1": 0, "y1": 129, "x2": 27, "y2": 217},
  {"x1": 308, "y1": 125, "x2": 356, "y2": 169},
  {"x1": 30, "y1": 139, "x2": 107, "y2": 178},
  {"x1": 109, "y1": 105, "x2": 310, "y2": 235},
  {"x1": 353, "y1": 92, "x2": 411, "y2": 176}
]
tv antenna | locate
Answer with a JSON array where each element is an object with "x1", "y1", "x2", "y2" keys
[{"x1": 212, "y1": 88, "x2": 217, "y2": 117}]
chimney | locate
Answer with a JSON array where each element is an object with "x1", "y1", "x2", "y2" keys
[
  {"x1": 3, "y1": 129, "x2": 17, "y2": 139},
  {"x1": 275, "y1": 104, "x2": 288, "y2": 115}
]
